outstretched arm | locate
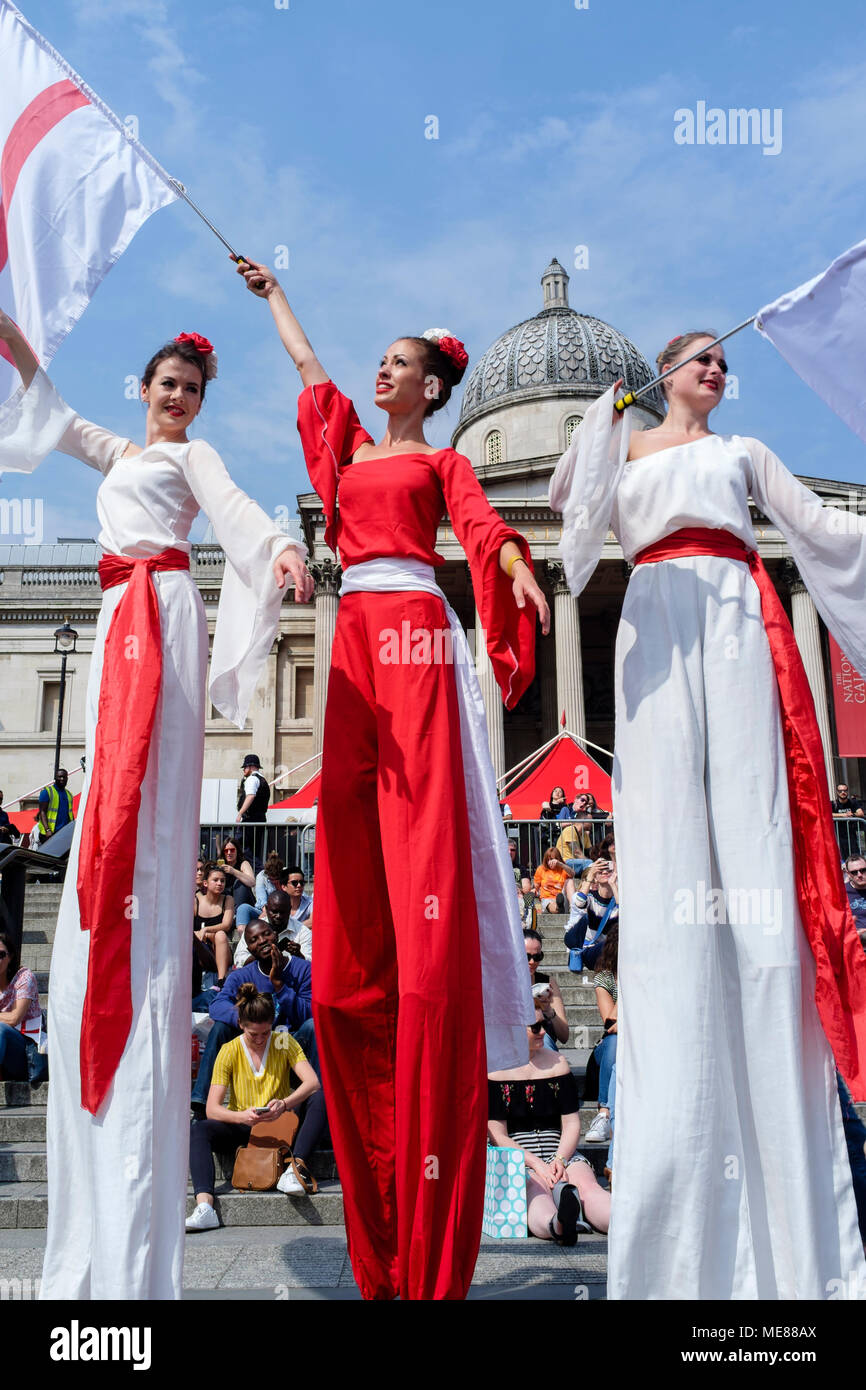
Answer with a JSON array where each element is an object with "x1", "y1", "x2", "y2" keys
[
  {"x1": 0, "y1": 311, "x2": 128, "y2": 476},
  {"x1": 0, "y1": 310, "x2": 38, "y2": 388},
  {"x1": 235, "y1": 258, "x2": 329, "y2": 388}
]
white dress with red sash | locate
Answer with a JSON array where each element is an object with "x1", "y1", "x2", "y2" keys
[
  {"x1": 551, "y1": 387, "x2": 866, "y2": 1300},
  {"x1": 0, "y1": 369, "x2": 304, "y2": 1299}
]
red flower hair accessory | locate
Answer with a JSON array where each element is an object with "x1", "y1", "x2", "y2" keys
[
  {"x1": 175, "y1": 331, "x2": 213, "y2": 355},
  {"x1": 438, "y1": 335, "x2": 469, "y2": 370},
  {"x1": 422, "y1": 327, "x2": 469, "y2": 371},
  {"x1": 175, "y1": 331, "x2": 218, "y2": 380}
]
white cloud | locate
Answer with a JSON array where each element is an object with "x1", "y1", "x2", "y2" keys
[{"x1": 70, "y1": 0, "x2": 205, "y2": 141}]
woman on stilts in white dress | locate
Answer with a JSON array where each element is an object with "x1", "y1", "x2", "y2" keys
[
  {"x1": 0, "y1": 313, "x2": 313, "y2": 1299},
  {"x1": 550, "y1": 330, "x2": 866, "y2": 1300}
]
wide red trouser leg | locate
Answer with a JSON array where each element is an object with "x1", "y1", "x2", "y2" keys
[{"x1": 313, "y1": 592, "x2": 488, "y2": 1301}]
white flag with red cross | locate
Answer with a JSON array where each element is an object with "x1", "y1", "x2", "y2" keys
[{"x1": 0, "y1": 1, "x2": 177, "y2": 403}]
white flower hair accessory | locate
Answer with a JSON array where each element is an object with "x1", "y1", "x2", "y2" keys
[{"x1": 420, "y1": 328, "x2": 469, "y2": 371}]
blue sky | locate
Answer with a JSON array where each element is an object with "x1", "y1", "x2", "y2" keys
[{"x1": 4, "y1": 0, "x2": 866, "y2": 541}]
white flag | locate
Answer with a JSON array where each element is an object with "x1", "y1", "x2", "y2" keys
[
  {"x1": 756, "y1": 238, "x2": 866, "y2": 445},
  {"x1": 0, "y1": 1, "x2": 178, "y2": 403}
]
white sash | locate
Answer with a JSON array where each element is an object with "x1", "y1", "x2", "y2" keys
[{"x1": 341, "y1": 558, "x2": 534, "y2": 1070}]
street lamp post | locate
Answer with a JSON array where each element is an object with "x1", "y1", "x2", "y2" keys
[{"x1": 53, "y1": 621, "x2": 79, "y2": 781}]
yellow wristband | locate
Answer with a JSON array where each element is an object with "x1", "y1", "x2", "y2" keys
[{"x1": 507, "y1": 553, "x2": 525, "y2": 578}]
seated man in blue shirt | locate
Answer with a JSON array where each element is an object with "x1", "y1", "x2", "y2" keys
[{"x1": 191, "y1": 914, "x2": 315, "y2": 1115}]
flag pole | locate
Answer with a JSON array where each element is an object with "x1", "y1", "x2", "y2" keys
[
  {"x1": 168, "y1": 179, "x2": 261, "y2": 279},
  {"x1": 614, "y1": 315, "x2": 758, "y2": 412}
]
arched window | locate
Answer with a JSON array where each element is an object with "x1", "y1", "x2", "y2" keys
[
  {"x1": 484, "y1": 429, "x2": 503, "y2": 466},
  {"x1": 564, "y1": 415, "x2": 581, "y2": 447}
]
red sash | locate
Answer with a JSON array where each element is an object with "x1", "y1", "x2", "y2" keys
[
  {"x1": 634, "y1": 527, "x2": 866, "y2": 1094},
  {"x1": 77, "y1": 548, "x2": 190, "y2": 1115}
]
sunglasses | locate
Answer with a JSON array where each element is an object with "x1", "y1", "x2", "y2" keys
[
  {"x1": 695, "y1": 351, "x2": 728, "y2": 374},
  {"x1": 287, "y1": 878, "x2": 305, "y2": 886},
  {"x1": 529, "y1": 1020, "x2": 545, "y2": 1034},
  {"x1": 0, "y1": 951, "x2": 8, "y2": 960},
  {"x1": 526, "y1": 951, "x2": 544, "y2": 963},
  {"x1": 850, "y1": 868, "x2": 866, "y2": 875}
]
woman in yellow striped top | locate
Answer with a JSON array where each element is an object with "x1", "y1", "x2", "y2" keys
[{"x1": 186, "y1": 983, "x2": 321, "y2": 1229}]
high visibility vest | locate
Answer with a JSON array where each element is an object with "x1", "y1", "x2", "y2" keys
[{"x1": 44, "y1": 784, "x2": 73, "y2": 832}]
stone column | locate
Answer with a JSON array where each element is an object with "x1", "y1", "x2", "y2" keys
[
  {"x1": 251, "y1": 638, "x2": 279, "y2": 774},
  {"x1": 311, "y1": 559, "x2": 341, "y2": 756},
  {"x1": 475, "y1": 604, "x2": 506, "y2": 780},
  {"x1": 547, "y1": 561, "x2": 585, "y2": 739},
  {"x1": 783, "y1": 561, "x2": 836, "y2": 791},
  {"x1": 539, "y1": 615, "x2": 558, "y2": 742}
]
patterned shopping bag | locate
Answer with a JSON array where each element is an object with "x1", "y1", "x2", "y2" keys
[{"x1": 482, "y1": 1145, "x2": 527, "y2": 1238}]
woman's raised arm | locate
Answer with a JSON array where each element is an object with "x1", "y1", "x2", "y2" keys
[
  {"x1": 236, "y1": 258, "x2": 330, "y2": 388},
  {"x1": 0, "y1": 310, "x2": 129, "y2": 476},
  {"x1": 0, "y1": 309, "x2": 38, "y2": 387}
]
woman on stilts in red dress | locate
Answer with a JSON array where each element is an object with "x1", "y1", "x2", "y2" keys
[{"x1": 238, "y1": 257, "x2": 548, "y2": 1299}]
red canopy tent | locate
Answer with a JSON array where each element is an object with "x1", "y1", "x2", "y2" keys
[
  {"x1": 501, "y1": 734, "x2": 611, "y2": 819},
  {"x1": 271, "y1": 772, "x2": 322, "y2": 810}
]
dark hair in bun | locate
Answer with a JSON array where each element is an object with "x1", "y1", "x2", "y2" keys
[{"x1": 403, "y1": 335, "x2": 468, "y2": 418}]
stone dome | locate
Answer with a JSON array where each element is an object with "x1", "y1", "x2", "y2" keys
[{"x1": 457, "y1": 258, "x2": 664, "y2": 427}]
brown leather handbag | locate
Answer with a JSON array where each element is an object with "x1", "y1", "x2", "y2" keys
[{"x1": 231, "y1": 1110, "x2": 300, "y2": 1192}]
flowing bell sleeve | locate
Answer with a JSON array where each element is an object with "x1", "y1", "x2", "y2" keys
[
  {"x1": 183, "y1": 439, "x2": 307, "y2": 728},
  {"x1": 549, "y1": 384, "x2": 631, "y2": 597},
  {"x1": 437, "y1": 449, "x2": 535, "y2": 710},
  {"x1": 0, "y1": 366, "x2": 129, "y2": 476},
  {"x1": 745, "y1": 437, "x2": 866, "y2": 672},
  {"x1": 746, "y1": 436, "x2": 866, "y2": 1093},
  {"x1": 296, "y1": 381, "x2": 373, "y2": 552}
]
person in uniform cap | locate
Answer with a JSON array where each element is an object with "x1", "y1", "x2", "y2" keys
[{"x1": 236, "y1": 755, "x2": 271, "y2": 824}]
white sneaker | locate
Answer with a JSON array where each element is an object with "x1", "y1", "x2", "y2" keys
[
  {"x1": 277, "y1": 1167, "x2": 306, "y2": 1196},
  {"x1": 585, "y1": 1111, "x2": 611, "y2": 1143},
  {"x1": 185, "y1": 1202, "x2": 220, "y2": 1231}
]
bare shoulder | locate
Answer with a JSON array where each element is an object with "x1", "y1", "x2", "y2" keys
[
  {"x1": 627, "y1": 427, "x2": 717, "y2": 462},
  {"x1": 351, "y1": 440, "x2": 445, "y2": 462},
  {"x1": 541, "y1": 1056, "x2": 572, "y2": 1078},
  {"x1": 488, "y1": 1066, "x2": 521, "y2": 1082}
]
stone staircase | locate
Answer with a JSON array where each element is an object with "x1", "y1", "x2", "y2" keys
[{"x1": 0, "y1": 889, "x2": 612, "y2": 1293}]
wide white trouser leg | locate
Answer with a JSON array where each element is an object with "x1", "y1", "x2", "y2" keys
[
  {"x1": 41, "y1": 572, "x2": 207, "y2": 1300},
  {"x1": 607, "y1": 555, "x2": 865, "y2": 1300}
]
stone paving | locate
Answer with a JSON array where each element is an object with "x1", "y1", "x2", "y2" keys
[{"x1": 0, "y1": 1226, "x2": 608, "y2": 1299}]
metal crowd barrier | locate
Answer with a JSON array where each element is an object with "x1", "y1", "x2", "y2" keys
[
  {"x1": 502, "y1": 817, "x2": 614, "y2": 875},
  {"x1": 198, "y1": 813, "x2": 864, "y2": 891},
  {"x1": 199, "y1": 822, "x2": 315, "y2": 884}
]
